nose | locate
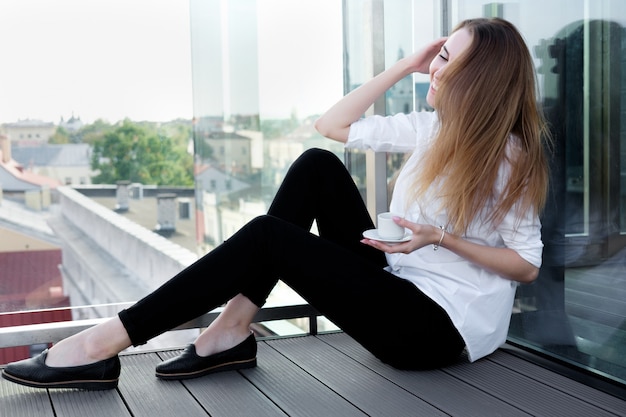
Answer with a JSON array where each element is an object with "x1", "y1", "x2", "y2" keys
[
  {"x1": 430, "y1": 60, "x2": 443, "y2": 80},
  {"x1": 431, "y1": 67, "x2": 442, "y2": 83}
]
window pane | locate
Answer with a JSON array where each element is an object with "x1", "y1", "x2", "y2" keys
[
  {"x1": 453, "y1": 0, "x2": 626, "y2": 385},
  {"x1": 0, "y1": 0, "x2": 345, "y2": 362},
  {"x1": 343, "y1": 0, "x2": 436, "y2": 214},
  {"x1": 0, "y1": 0, "x2": 197, "y2": 362},
  {"x1": 190, "y1": 0, "x2": 344, "y2": 328}
]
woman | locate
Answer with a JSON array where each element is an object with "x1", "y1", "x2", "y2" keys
[{"x1": 2, "y1": 17, "x2": 549, "y2": 391}]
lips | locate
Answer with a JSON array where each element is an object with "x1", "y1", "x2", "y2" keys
[{"x1": 429, "y1": 83, "x2": 437, "y2": 97}]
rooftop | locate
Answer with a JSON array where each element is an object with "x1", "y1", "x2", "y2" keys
[
  {"x1": 89, "y1": 194, "x2": 197, "y2": 253},
  {"x1": 11, "y1": 144, "x2": 91, "y2": 167},
  {"x1": 1, "y1": 332, "x2": 625, "y2": 416}
]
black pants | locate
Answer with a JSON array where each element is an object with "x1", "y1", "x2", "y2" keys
[{"x1": 119, "y1": 148, "x2": 464, "y2": 369}]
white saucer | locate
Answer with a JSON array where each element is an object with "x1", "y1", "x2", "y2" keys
[{"x1": 363, "y1": 229, "x2": 411, "y2": 243}]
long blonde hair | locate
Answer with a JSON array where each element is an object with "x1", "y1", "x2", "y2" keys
[{"x1": 411, "y1": 18, "x2": 550, "y2": 234}]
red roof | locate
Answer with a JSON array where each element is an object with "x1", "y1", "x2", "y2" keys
[
  {"x1": 0, "y1": 153, "x2": 61, "y2": 189},
  {"x1": 0, "y1": 249, "x2": 71, "y2": 364},
  {"x1": 0, "y1": 250, "x2": 64, "y2": 307}
]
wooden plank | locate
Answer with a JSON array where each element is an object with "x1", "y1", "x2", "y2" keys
[
  {"x1": 268, "y1": 335, "x2": 447, "y2": 416},
  {"x1": 320, "y1": 332, "x2": 532, "y2": 417},
  {"x1": 445, "y1": 353, "x2": 620, "y2": 417},
  {"x1": 118, "y1": 352, "x2": 209, "y2": 417},
  {"x1": 243, "y1": 341, "x2": 366, "y2": 416},
  {"x1": 0, "y1": 379, "x2": 54, "y2": 417},
  {"x1": 490, "y1": 349, "x2": 626, "y2": 416},
  {"x1": 2, "y1": 334, "x2": 625, "y2": 417},
  {"x1": 49, "y1": 388, "x2": 130, "y2": 417},
  {"x1": 158, "y1": 349, "x2": 287, "y2": 417}
]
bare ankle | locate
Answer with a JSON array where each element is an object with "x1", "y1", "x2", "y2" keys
[{"x1": 194, "y1": 326, "x2": 251, "y2": 357}]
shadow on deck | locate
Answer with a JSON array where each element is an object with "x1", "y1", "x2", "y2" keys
[{"x1": 2, "y1": 332, "x2": 626, "y2": 417}]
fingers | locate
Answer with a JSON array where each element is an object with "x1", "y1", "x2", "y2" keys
[
  {"x1": 360, "y1": 238, "x2": 412, "y2": 254},
  {"x1": 431, "y1": 37, "x2": 448, "y2": 49},
  {"x1": 413, "y1": 37, "x2": 448, "y2": 74},
  {"x1": 392, "y1": 215, "x2": 412, "y2": 230}
]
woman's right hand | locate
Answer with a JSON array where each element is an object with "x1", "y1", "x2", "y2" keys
[
  {"x1": 315, "y1": 37, "x2": 448, "y2": 143},
  {"x1": 405, "y1": 37, "x2": 448, "y2": 74}
]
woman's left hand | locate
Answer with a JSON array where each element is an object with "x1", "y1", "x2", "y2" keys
[
  {"x1": 360, "y1": 215, "x2": 540, "y2": 283},
  {"x1": 361, "y1": 216, "x2": 440, "y2": 254}
]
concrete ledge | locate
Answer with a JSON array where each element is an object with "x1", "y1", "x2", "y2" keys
[{"x1": 57, "y1": 186, "x2": 198, "y2": 291}]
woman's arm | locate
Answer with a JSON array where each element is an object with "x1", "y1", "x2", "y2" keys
[
  {"x1": 362, "y1": 218, "x2": 539, "y2": 284},
  {"x1": 315, "y1": 38, "x2": 446, "y2": 143},
  {"x1": 433, "y1": 227, "x2": 539, "y2": 283}
]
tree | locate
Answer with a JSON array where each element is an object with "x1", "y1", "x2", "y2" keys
[
  {"x1": 90, "y1": 119, "x2": 193, "y2": 186},
  {"x1": 49, "y1": 126, "x2": 70, "y2": 144},
  {"x1": 80, "y1": 119, "x2": 114, "y2": 145}
]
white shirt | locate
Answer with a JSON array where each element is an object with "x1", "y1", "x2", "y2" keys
[{"x1": 346, "y1": 111, "x2": 543, "y2": 362}]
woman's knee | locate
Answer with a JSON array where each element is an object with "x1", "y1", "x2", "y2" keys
[
  {"x1": 245, "y1": 215, "x2": 291, "y2": 238},
  {"x1": 297, "y1": 147, "x2": 343, "y2": 168}
]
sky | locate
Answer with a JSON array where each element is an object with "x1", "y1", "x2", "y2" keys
[{"x1": 0, "y1": 0, "x2": 193, "y2": 125}]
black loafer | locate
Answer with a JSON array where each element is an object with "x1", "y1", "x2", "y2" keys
[
  {"x1": 1, "y1": 349, "x2": 120, "y2": 391},
  {"x1": 156, "y1": 333, "x2": 257, "y2": 380}
]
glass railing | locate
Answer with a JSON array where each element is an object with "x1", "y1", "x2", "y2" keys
[{"x1": 0, "y1": 301, "x2": 324, "y2": 365}]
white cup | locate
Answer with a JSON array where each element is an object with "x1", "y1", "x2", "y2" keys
[{"x1": 377, "y1": 212, "x2": 405, "y2": 240}]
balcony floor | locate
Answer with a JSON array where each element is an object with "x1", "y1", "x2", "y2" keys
[{"x1": 2, "y1": 332, "x2": 625, "y2": 417}]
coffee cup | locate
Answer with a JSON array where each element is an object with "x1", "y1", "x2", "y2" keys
[{"x1": 377, "y1": 212, "x2": 405, "y2": 240}]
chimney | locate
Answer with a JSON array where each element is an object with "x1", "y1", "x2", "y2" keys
[
  {"x1": 178, "y1": 197, "x2": 191, "y2": 219},
  {"x1": 0, "y1": 134, "x2": 11, "y2": 163},
  {"x1": 155, "y1": 193, "x2": 177, "y2": 235},
  {"x1": 115, "y1": 180, "x2": 131, "y2": 212}
]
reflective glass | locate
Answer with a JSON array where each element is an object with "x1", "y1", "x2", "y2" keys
[
  {"x1": 343, "y1": 0, "x2": 436, "y2": 212},
  {"x1": 189, "y1": 0, "x2": 344, "y2": 331},
  {"x1": 453, "y1": 0, "x2": 626, "y2": 385},
  {"x1": 0, "y1": 0, "x2": 197, "y2": 364}
]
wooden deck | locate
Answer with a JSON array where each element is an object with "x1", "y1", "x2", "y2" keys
[{"x1": 2, "y1": 332, "x2": 626, "y2": 417}]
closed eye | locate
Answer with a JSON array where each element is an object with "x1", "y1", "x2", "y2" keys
[{"x1": 439, "y1": 45, "x2": 450, "y2": 62}]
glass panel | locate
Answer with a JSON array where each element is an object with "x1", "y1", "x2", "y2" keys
[
  {"x1": 343, "y1": 0, "x2": 382, "y2": 209},
  {"x1": 0, "y1": 0, "x2": 344, "y2": 363},
  {"x1": 343, "y1": 0, "x2": 436, "y2": 212},
  {"x1": 189, "y1": 0, "x2": 344, "y2": 331},
  {"x1": 383, "y1": 0, "x2": 436, "y2": 189},
  {"x1": 452, "y1": 0, "x2": 626, "y2": 385},
  {"x1": 0, "y1": 0, "x2": 197, "y2": 364}
]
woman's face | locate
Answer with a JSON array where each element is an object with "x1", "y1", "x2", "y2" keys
[{"x1": 426, "y1": 28, "x2": 473, "y2": 108}]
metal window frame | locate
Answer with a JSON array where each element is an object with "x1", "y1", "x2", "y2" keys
[{"x1": 0, "y1": 304, "x2": 321, "y2": 349}]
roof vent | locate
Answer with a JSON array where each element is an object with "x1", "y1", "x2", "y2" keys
[
  {"x1": 115, "y1": 180, "x2": 130, "y2": 212},
  {"x1": 178, "y1": 198, "x2": 191, "y2": 219},
  {"x1": 155, "y1": 193, "x2": 177, "y2": 236}
]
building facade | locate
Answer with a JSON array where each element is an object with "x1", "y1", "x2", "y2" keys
[{"x1": 1, "y1": 120, "x2": 55, "y2": 146}]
